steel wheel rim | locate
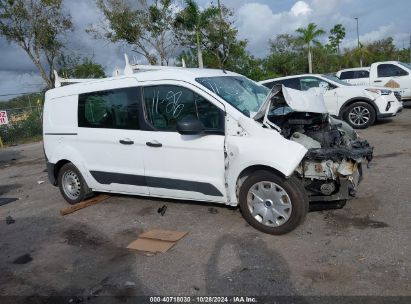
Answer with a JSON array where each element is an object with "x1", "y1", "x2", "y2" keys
[
  {"x1": 247, "y1": 181, "x2": 292, "y2": 227},
  {"x1": 62, "y1": 170, "x2": 81, "y2": 200},
  {"x1": 348, "y1": 106, "x2": 370, "y2": 127}
]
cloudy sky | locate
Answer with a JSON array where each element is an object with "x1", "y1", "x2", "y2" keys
[{"x1": 1, "y1": 0, "x2": 410, "y2": 100}]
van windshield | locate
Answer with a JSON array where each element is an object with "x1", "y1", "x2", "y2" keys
[{"x1": 196, "y1": 76, "x2": 270, "y2": 116}]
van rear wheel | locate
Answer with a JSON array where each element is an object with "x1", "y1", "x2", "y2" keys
[
  {"x1": 239, "y1": 170, "x2": 308, "y2": 235},
  {"x1": 58, "y1": 163, "x2": 92, "y2": 205}
]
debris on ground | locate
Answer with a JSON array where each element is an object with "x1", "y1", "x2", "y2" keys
[
  {"x1": 208, "y1": 207, "x2": 218, "y2": 214},
  {"x1": 13, "y1": 254, "x2": 33, "y2": 264},
  {"x1": 157, "y1": 205, "x2": 167, "y2": 216},
  {"x1": 0, "y1": 198, "x2": 19, "y2": 207},
  {"x1": 60, "y1": 195, "x2": 111, "y2": 216},
  {"x1": 6, "y1": 216, "x2": 15, "y2": 225},
  {"x1": 125, "y1": 281, "x2": 136, "y2": 286},
  {"x1": 127, "y1": 229, "x2": 187, "y2": 254},
  {"x1": 37, "y1": 180, "x2": 45, "y2": 185}
]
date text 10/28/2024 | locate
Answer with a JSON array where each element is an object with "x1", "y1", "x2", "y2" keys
[{"x1": 149, "y1": 297, "x2": 257, "y2": 303}]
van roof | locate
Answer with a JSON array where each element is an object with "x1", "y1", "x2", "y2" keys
[{"x1": 46, "y1": 68, "x2": 240, "y2": 99}]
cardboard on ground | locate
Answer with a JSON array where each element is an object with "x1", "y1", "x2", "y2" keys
[{"x1": 127, "y1": 229, "x2": 187, "y2": 253}]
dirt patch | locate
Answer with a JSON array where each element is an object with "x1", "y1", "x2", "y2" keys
[
  {"x1": 303, "y1": 266, "x2": 354, "y2": 283},
  {"x1": 0, "y1": 184, "x2": 22, "y2": 195},
  {"x1": 13, "y1": 254, "x2": 33, "y2": 265},
  {"x1": 136, "y1": 206, "x2": 154, "y2": 216},
  {"x1": 62, "y1": 229, "x2": 108, "y2": 249},
  {"x1": 373, "y1": 151, "x2": 411, "y2": 159},
  {"x1": 324, "y1": 212, "x2": 388, "y2": 230}
]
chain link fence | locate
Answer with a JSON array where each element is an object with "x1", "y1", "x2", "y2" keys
[{"x1": 0, "y1": 101, "x2": 43, "y2": 147}]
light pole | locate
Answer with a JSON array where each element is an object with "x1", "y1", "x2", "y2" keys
[{"x1": 354, "y1": 17, "x2": 362, "y2": 67}]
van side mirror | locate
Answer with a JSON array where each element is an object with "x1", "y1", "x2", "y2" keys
[{"x1": 176, "y1": 115, "x2": 204, "y2": 135}]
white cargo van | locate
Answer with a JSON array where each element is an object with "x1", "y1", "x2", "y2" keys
[
  {"x1": 43, "y1": 57, "x2": 373, "y2": 234},
  {"x1": 337, "y1": 61, "x2": 411, "y2": 100}
]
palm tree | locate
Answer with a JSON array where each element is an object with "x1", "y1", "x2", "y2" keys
[
  {"x1": 174, "y1": 0, "x2": 219, "y2": 68},
  {"x1": 296, "y1": 23, "x2": 325, "y2": 73}
]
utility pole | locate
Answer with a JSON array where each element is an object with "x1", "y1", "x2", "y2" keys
[
  {"x1": 354, "y1": 17, "x2": 362, "y2": 67},
  {"x1": 217, "y1": 0, "x2": 226, "y2": 69},
  {"x1": 409, "y1": 34, "x2": 411, "y2": 64}
]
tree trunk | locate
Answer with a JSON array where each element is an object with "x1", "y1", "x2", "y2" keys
[
  {"x1": 196, "y1": 29, "x2": 204, "y2": 68},
  {"x1": 308, "y1": 43, "x2": 313, "y2": 74}
]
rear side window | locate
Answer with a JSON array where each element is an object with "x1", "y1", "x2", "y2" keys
[
  {"x1": 142, "y1": 85, "x2": 224, "y2": 133},
  {"x1": 78, "y1": 87, "x2": 139, "y2": 129},
  {"x1": 278, "y1": 78, "x2": 300, "y2": 90},
  {"x1": 356, "y1": 70, "x2": 369, "y2": 78},
  {"x1": 377, "y1": 64, "x2": 408, "y2": 77},
  {"x1": 340, "y1": 71, "x2": 355, "y2": 80},
  {"x1": 262, "y1": 81, "x2": 276, "y2": 89}
]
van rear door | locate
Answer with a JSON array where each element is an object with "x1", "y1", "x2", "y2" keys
[{"x1": 76, "y1": 79, "x2": 149, "y2": 195}]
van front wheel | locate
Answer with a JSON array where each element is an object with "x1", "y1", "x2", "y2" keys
[
  {"x1": 58, "y1": 163, "x2": 92, "y2": 205},
  {"x1": 239, "y1": 171, "x2": 308, "y2": 235}
]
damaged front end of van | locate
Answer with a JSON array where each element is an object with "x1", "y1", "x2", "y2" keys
[{"x1": 255, "y1": 85, "x2": 373, "y2": 204}]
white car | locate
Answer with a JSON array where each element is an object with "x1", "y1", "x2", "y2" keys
[
  {"x1": 337, "y1": 61, "x2": 411, "y2": 100},
  {"x1": 260, "y1": 74, "x2": 403, "y2": 129},
  {"x1": 43, "y1": 57, "x2": 373, "y2": 235}
]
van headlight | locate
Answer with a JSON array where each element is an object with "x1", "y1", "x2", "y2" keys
[{"x1": 366, "y1": 88, "x2": 391, "y2": 95}]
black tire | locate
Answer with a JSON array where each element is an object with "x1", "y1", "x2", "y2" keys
[
  {"x1": 239, "y1": 170, "x2": 309, "y2": 235},
  {"x1": 57, "y1": 163, "x2": 93, "y2": 205},
  {"x1": 343, "y1": 102, "x2": 376, "y2": 129}
]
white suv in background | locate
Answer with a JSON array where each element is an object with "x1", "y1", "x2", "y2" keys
[
  {"x1": 260, "y1": 74, "x2": 403, "y2": 129},
  {"x1": 43, "y1": 58, "x2": 373, "y2": 235}
]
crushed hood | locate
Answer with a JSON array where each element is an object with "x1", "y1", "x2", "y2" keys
[{"x1": 253, "y1": 85, "x2": 328, "y2": 121}]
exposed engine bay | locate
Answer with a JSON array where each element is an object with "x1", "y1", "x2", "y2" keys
[{"x1": 257, "y1": 85, "x2": 373, "y2": 202}]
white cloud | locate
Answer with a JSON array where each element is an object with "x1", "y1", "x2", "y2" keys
[
  {"x1": 236, "y1": 2, "x2": 313, "y2": 57},
  {"x1": 291, "y1": 1, "x2": 312, "y2": 16}
]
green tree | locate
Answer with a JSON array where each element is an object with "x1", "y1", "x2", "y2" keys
[
  {"x1": 296, "y1": 23, "x2": 325, "y2": 73},
  {"x1": 0, "y1": 0, "x2": 73, "y2": 88},
  {"x1": 328, "y1": 24, "x2": 346, "y2": 54},
  {"x1": 264, "y1": 34, "x2": 306, "y2": 76},
  {"x1": 174, "y1": 0, "x2": 219, "y2": 68},
  {"x1": 57, "y1": 54, "x2": 105, "y2": 79},
  {"x1": 90, "y1": 0, "x2": 177, "y2": 65}
]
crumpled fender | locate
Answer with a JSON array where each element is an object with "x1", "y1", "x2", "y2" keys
[{"x1": 226, "y1": 117, "x2": 307, "y2": 205}]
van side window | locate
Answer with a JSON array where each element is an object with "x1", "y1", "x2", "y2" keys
[
  {"x1": 377, "y1": 64, "x2": 408, "y2": 77},
  {"x1": 142, "y1": 85, "x2": 224, "y2": 133},
  {"x1": 78, "y1": 87, "x2": 139, "y2": 130}
]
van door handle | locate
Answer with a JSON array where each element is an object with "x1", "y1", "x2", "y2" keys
[
  {"x1": 374, "y1": 80, "x2": 382, "y2": 83},
  {"x1": 119, "y1": 139, "x2": 134, "y2": 145},
  {"x1": 146, "y1": 141, "x2": 162, "y2": 148}
]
